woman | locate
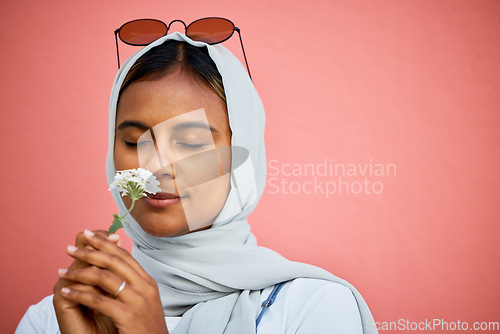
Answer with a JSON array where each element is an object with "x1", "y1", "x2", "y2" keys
[{"x1": 17, "y1": 31, "x2": 378, "y2": 333}]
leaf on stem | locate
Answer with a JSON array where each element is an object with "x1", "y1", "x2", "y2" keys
[{"x1": 108, "y1": 214, "x2": 123, "y2": 234}]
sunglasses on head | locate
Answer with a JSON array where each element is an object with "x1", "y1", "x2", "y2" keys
[{"x1": 114, "y1": 17, "x2": 252, "y2": 79}]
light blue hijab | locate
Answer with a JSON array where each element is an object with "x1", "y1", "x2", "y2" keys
[{"x1": 106, "y1": 32, "x2": 378, "y2": 334}]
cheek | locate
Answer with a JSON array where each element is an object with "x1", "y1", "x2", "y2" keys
[
  {"x1": 180, "y1": 173, "x2": 231, "y2": 230},
  {"x1": 114, "y1": 139, "x2": 140, "y2": 171}
]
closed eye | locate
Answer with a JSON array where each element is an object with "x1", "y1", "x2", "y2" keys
[
  {"x1": 124, "y1": 141, "x2": 137, "y2": 147},
  {"x1": 124, "y1": 141, "x2": 151, "y2": 147},
  {"x1": 176, "y1": 142, "x2": 206, "y2": 149}
]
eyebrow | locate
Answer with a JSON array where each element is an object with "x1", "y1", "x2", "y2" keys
[
  {"x1": 172, "y1": 121, "x2": 219, "y2": 133},
  {"x1": 117, "y1": 120, "x2": 150, "y2": 130},
  {"x1": 117, "y1": 120, "x2": 218, "y2": 133}
]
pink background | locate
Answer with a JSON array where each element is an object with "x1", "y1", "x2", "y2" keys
[{"x1": 1, "y1": 0, "x2": 499, "y2": 333}]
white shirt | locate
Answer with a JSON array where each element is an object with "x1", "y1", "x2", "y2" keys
[{"x1": 16, "y1": 278, "x2": 363, "y2": 333}]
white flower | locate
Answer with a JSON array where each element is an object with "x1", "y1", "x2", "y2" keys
[
  {"x1": 145, "y1": 177, "x2": 162, "y2": 194},
  {"x1": 107, "y1": 168, "x2": 162, "y2": 233},
  {"x1": 109, "y1": 168, "x2": 161, "y2": 198}
]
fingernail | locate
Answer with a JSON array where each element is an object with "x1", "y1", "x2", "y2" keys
[
  {"x1": 84, "y1": 229, "x2": 95, "y2": 237},
  {"x1": 61, "y1": 287, "x2": 70, "y2": 294},
  {"x1": 58, "y1": 268, "x2": 67, "y2": 276},
  {"x1": 108, "y1": 233, "x2": 120, "y2": 241},
  {"x1": 67, "y1": 245, "x2": 78, "y2": 253}
]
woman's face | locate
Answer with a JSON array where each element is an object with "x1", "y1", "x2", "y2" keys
[{"x1": 114, "y1": 69, "x2": 232, "y2": 237}]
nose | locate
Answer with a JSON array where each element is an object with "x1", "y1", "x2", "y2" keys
[
  {"x1": 153, "y1": 163, "x2": 175, "y2": 180},
  {"x1": 137, "y1": 129, "x2": 173, "y2": 174},
  {"x1": 141, "y1": 150, "x2": 178, "y2": 194},
  {"x1": 141, "y1": 147, "x2": 177, "y2": 181},
  {"x1": 136, "y1": 130, "x2": 180, "y2": 194}
]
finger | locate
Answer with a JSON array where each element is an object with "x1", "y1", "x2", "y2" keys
[
  {"x1": 61, "y1": 282, "x2": 103, "y2": 294},
  {"x1": 76, "y1": 230, "x2": 121, "y2": 249},
  {"x1": 97, "y1": 230, "x2": 122, "y2": 247},
  {"x1": 58, "y1": 266, "x2": 127, "y2": 299},
  {"x1": 68, "y1": 231, "x2": 120, "y2": 274},
  {"x1": 66, "y1": 244, "x2": 144, "y2": 286},
  {"x1": 82, "y1": 230, "x2": 151, "y2": 281},
  {"x1": 55, "y1": 281, "x2": 103, "y2": 308},
  {"x1": 60, "y1": 285, "x2": 123, "y2": 320},
  {"x1": 66, "y1": 256, "x2": 91, "y2": 271},
  {"x1": 107, "y1": 233, "x2": 122, "y2": 247}
]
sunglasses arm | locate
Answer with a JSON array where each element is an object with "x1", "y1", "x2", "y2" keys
[
  {"x1": 114, "y1": 30, "x2": 121, "y2": 69},
  {"x1": 234, "y1": 27, "x2": 252, "y2": 81}
]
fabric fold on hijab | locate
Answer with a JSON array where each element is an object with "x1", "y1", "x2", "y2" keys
[{"x1": 106, "y1": 32, "x2": 378, "y2": 334}]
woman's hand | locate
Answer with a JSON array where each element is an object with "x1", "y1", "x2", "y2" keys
[
  {"x1": 56, "y1": 230, "x2": 168, "y2": 334},
  {"x1": 53, "y1": 230, "x2": 121, "y2": 334}
]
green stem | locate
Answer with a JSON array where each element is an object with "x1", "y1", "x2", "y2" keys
[{"x1": 120, "y1": 198, "x2": 137, "y2": 221}]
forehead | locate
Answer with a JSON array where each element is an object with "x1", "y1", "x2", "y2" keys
[{"x1": 116, "y1": 70, "x2": 229, "y2": 131}]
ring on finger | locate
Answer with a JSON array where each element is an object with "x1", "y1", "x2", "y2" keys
[{"x1": 114, "y1": 281, "x2": 127, "y2": 297}]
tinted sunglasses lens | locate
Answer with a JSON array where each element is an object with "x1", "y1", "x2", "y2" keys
[
  {"x1": 186, "y1": 18, "x2": 234, "y2": 44},
  {"x1": 119, "y1": 19, "x2": 167, "y2": 45}
]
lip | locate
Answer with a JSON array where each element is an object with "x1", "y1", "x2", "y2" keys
[
  {"x1": 143, "y1": 192, "x2": 183, "y2": 209},
  {"x1": 146, "y1": 192, "x2": 180, "y2": 199}
]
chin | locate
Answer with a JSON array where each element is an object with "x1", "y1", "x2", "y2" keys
[
  {"x1": 126, "y1": 198, "x2": 188, "y2": 237},
  {"x1": 137, "y1": 212, "x2": 215, "y2": 237},
  {"x1": 128, "y1": 198, "x2": 218, "y2": 237},
  {"x1": 138, "y1": 215, "x2": 191, "y2": 237}
]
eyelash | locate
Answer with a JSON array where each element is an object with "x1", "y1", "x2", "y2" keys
[
  {"x1": 124, "y1": 141, "x2": 205, "y2": 149},
  {"x1": 124, "y1": 141, "x2": 138, "y2": 147},
  {"x1": 176, "y1": 142, "x2": 205, "y2": 149}
]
